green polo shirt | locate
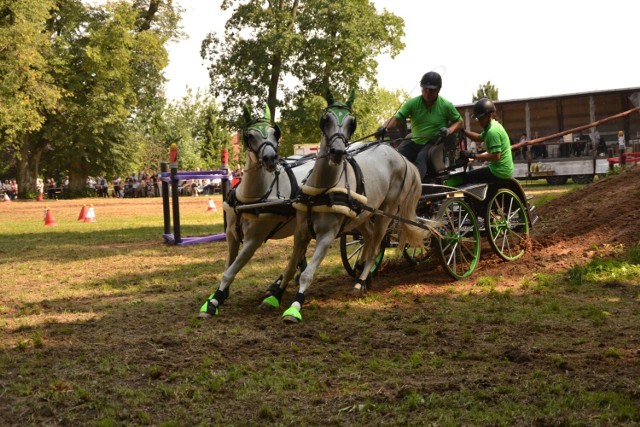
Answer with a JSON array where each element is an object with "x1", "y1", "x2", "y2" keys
[
  {"x1": 480, "y1": 119, "x2": 514, "y2": 179},
  {"x1": 395, "y1": 95, "x2": 462, "y2": 144}
]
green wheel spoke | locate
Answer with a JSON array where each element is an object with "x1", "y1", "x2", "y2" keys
[
  {"x1": 436, "y1": 199, "x2": 480, "y2": 280},
  {"x1": 486, "y1": 188, "x2": 530, "y2": 261}
]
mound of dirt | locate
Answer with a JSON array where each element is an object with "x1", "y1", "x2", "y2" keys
[
  {"x1": 532, "y1": 166, "x2": 640, "y2": 249},
  {"x1": 487, "y1": 166, "x2": 640, "y2": 280},
  {"x1": 368, "y1": 167, "x2": 640, "y2": 291}
]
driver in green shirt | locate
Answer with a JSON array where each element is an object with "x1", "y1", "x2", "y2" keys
[{"x1": 375, "y1": 71, "x2": 463, "y2": 181}]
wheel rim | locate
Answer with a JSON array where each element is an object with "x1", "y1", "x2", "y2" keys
[
  {"x1": 436, "y1": 199, "x2": 480, "y2": 279},
  {"x1": 486, "y1": 189, "x2": 529, "y2": 261},
  {"x1": 339, "y1": 232, "x2": 385, "y2": 278},
  {"x1": 402, "y1": 236, "x2": 433, "y2": 265}
]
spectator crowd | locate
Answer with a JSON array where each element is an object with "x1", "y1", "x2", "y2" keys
[{"x1": 1, "y1": 171, "x2": 235, "y2": 200}]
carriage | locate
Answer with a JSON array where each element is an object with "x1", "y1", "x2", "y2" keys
[
  {"x1": 199, "y1": 92, "x2": 537, "y2": 322},
  {"x1": 339, "y1": 131, "x2": 538, "y2": 281}
]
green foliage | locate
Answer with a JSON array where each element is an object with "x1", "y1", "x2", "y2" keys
[
  {"x1": 2, "y1": 0, "x2": 183, "y2": 194},
  {"x1": 278, "y1": 93, "x2": 326, "y2": 154},
  {"x1": 0, "y1": 0, "x2": 64, "y2": 192},
  {"x1": 278, "y1": 85, "x2": 406, "y2": 155},
  {"x1": 472, "y1": 80, "x2": 499, "y2": 102},
  {"x1": 57, "y1": 187, "x2": 96, "y2": 199},
  {"x1": 139, "y1": 90, "x2": 231, "y2": 171},
  {"x1": 202, "y1": 0, "x2": 405, "y2": 127},
  {"x1": 352, "y1": 86, "x2": 409, "y2": 139},
  {"x1": 0, "y1": 0, "x2": 62, "y2": 140}
]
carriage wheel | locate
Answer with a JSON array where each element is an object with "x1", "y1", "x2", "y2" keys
[
  {"x1": 546, "y1": 176, "x2": 568, "y2": 185},
  {"x1": 435, "y1": 198, "x2": 480, "y2": 280},
  {"x1": 485, "y1": 188, "x2": 530, "y2": 261},
  {"x1": 339, "y1": 232, "x2": 385, "y2": 278},
  {"x1": 402, "y1": 236, "x2": 433, "y2": 265},
  {"x1": 571, "y1": 174, "x2": 594, "y2": 184}
]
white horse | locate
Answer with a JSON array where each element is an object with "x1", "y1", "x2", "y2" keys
[
  {"x1": 275, "y1": 90, "x2": 434, "y2": 323},
  {"x1": 198, "y1": 105, "x2": 314, "y2": 317}
]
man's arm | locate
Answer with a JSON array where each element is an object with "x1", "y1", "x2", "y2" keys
[
  {"x1": 446, "y1": 119, "x2": 464, "y2": 136},
  {"x1": 463, "y1": 127, "x2": 483, "y2": 142},
  {"x1": 384, "y1": 116, "x2": 400, "y2": 131}
]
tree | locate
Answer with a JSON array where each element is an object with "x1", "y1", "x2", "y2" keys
[
  {"x1": 472, "y1": 81, "x2": 499, "y2": 102},
  {"x1": 201, "y1": 0, "x2": 405, "y2": 128},
  {"x1": 0, "y1": 0, "x2": 64, "y2": 192},
  {"x1": 277, "y1": 85, "x2": 407, "y2": 156},
  {"x1": 48, "y1": 0, "x2": 179, "y2": 191},
  {"x1": 0, "y1": 0, "x2": 182, "y2": 196},
  {"x1": 200, "y1": 101, "x2": 232, "y2": 169},
  {"x1": 351, "y1": 86, "x2": 408, "y2": 140}
]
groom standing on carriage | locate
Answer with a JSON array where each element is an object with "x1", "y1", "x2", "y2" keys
[{"x1": 374, "y1": 71, "x2": 464, "y2": 181}]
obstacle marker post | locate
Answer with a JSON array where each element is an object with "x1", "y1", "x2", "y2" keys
[
  {"x1": 161, "y1": 162, "x2": 171, "y2": 235},
  {"x1": 169, "y1": 144, "x2": 181, "y2": 244}
]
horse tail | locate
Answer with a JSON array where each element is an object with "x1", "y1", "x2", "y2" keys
[{"x1": 397, "y1": 162, "x2": 429, "y2": 250}]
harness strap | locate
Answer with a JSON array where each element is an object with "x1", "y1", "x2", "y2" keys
[
  {"x1": 226, "y1": 162, "x2": 302, "y2": 243},
  {"x1": 297, "y1": 156, "x2": 367, "y2": 239}
]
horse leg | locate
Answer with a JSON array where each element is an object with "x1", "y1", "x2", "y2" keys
[
  {"x1": 261, "y1": 222, "x2": 311, "y2": 310},
  {"x1": 352, "y1": 217, "x2": 392, "y2": 296},
  {"x1": 282, "y1": 226, "x2": 339, "y2": 323},
  {"x1": 261, "y1": 256, "x2": 307, "y2": 309},
  {"x1": 198, "y1": 223, "x2": 271, "y2": 318}
]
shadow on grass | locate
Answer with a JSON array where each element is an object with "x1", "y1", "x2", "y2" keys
[
  {"x1": 3, "y1": 272, "x2": 640, "y2": 426},
  {"x1": 0, "y1": 224, "x2": 226, "y2": 263}
]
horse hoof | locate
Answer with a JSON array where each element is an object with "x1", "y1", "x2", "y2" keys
[
  {"x1": 258, "y1": 302, "x2": 277, "y2": 311},
  {"x1": 198, "y1": 300, "x2": 219, "y2": 318},
  {"x1": 282, "y1": 315, "x2": 300, "y2": 324},
  {"x1": 347, "y1": 287, "x2": 366, "y2": 298},
  {"x1": 282, "y1": 306, "x2": 302, "y2": 323},
  {"x1": 259, "y1": 295, "x2": 280, "y2": 311}
]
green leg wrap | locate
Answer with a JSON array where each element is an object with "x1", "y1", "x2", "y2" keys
[
  {"x1": 262, "y1": 295, "x2": 280, "y2": 308},
  {"x1": 199, "y1": 294, "x2": 220, "y2": 316},
  {"x1": 282, "y1": 306, "x2": 302, "y2": 322}
]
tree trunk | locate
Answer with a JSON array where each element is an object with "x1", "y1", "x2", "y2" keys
[
  {"x1": 267, "y1": 0, "x2": 299, "y2": 120},
  {"x1": 139, "y1": 0, "x2": 160, "y2": 32},
  {"x1": 267, "y1": 55, "x2": 282, "y2": 120},
  {"x1": 68, "y1": 154, "x2": 89, "y2": 190},
  {"x1": 15, "y1": 134, "x2": 43, "y2": 198}
]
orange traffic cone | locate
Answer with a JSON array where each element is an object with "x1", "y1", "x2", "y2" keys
[
  {"x1": 3, "y1": 193, "x2": 10, "y2": 202},
  {"x1": 44, "y1": 206, "x2": 57, "y2": 227},
  {"x1": 77, "y1": 204, "x2": 87, "y2": 221},
  {"x1": 206, "y1": 198, "x2": 217, "y2": 212},
  {"x1": 37, "y1": 192, "x2": 43, "y2": 202},
  {"x1": 84, "y1": 205, "x2": 96, "y2": 223}
]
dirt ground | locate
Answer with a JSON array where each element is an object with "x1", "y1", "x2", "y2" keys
[
  {"x1": 360, "y1": 167, "x2": 640, "y2": 294},
  {"x1": 1, "y1": 168, "x2": 639, "y2": 425}
]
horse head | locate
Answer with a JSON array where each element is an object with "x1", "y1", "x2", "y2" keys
[
  {"x1": 241, "y1": 104, "x2": 282, "y2": 172},
  {"x1": 319, "y1": 89, "x2": 356, "y2": 165}
]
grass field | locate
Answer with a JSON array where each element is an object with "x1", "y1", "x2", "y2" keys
[{"x1": 1, "y1": 192, "x2": 639, "y2": 426}]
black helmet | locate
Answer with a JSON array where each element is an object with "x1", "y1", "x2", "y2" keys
[
  {"x1": 420, "y1": 71, "x2": 442, "y2": 89},
  {"x1": 472, "y1": 98, "x2": 496, "y2": 119}
]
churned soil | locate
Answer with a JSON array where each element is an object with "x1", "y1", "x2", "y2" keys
[{"x1": 353, "y1": 166, "x2": 640, "y2": 294}]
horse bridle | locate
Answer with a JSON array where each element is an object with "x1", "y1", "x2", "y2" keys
[
  {"x1": 243, "y1": 119, "x2": 281, "y2": 168},
  {"x1": 319, "y1": 104, "x2": 356, "y2": 156}
]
